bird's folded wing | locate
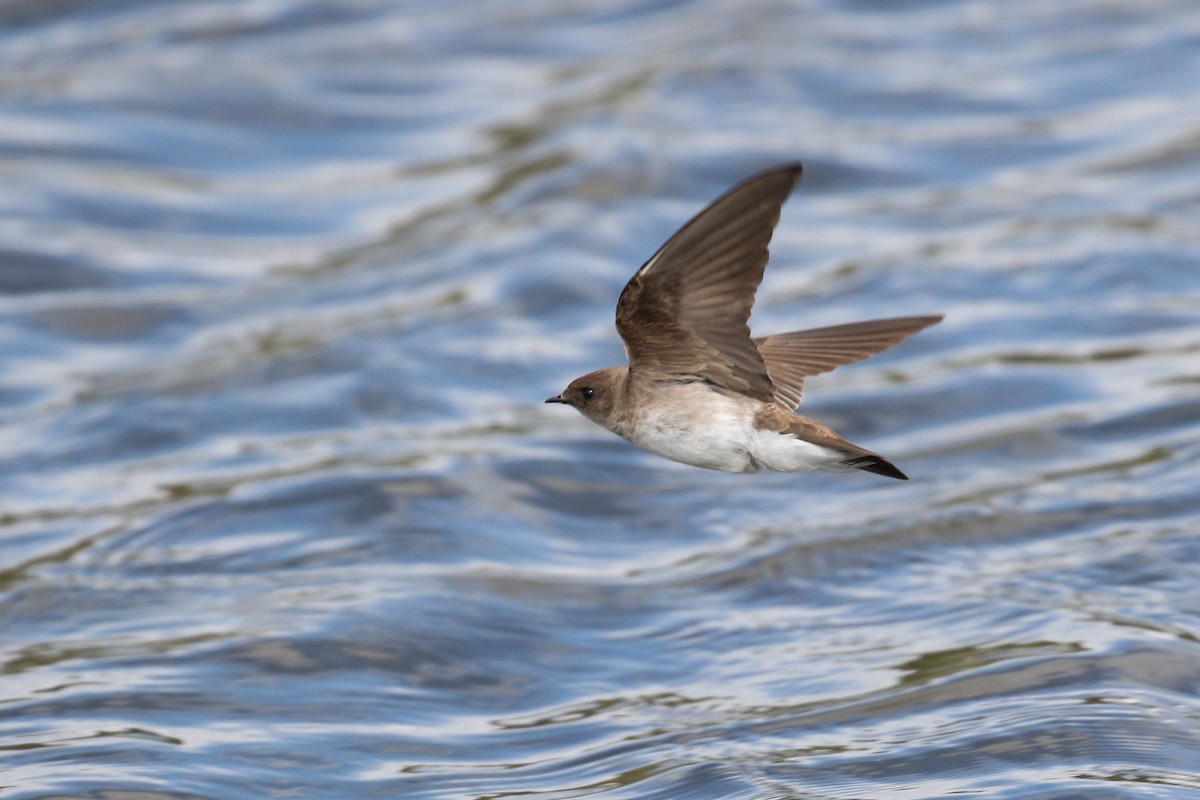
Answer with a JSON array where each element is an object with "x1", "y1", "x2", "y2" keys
[
  {"x1": 755, "y1": 315, "x2": 942, "y2": 409},
  {"x1": 615, "y1": 164, "x2": 804, "y2": 404}
]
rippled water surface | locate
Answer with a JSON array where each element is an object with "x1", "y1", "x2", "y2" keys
[{"x1": 3, "y1": 1, "x2": 1200, "y2": 797}]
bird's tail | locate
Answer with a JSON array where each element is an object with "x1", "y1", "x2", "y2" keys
[{"x1": 840, "y1": 453, "x2": 909, "y2": 480}]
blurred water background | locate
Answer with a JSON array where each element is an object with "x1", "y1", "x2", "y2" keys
[{"x1": 2, "y1": 1, "x2": 1200, "y2": 797}]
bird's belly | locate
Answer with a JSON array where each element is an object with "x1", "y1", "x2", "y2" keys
[
  {"x1": 621, "y1": 386, "x2": 843, "y2": 474},
  {"x1": 628, "y1": 424, "x2": 754, "y2": 472},
  {"x1": 618, "y1": 387, "x2": 761, "y2": 473}
]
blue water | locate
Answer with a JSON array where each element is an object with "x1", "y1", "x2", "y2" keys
[{"x1": 3, "y1": 1, "x2": 1200, "y2": 797}]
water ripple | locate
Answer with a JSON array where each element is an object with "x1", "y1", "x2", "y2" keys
[{"x1": 3, "y1": 0, "x2": 1200, "y2": 798}]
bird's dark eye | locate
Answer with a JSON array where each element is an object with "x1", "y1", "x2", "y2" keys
[{"x1": 581, "y1": 387, "x2": 595, "y2": 401}]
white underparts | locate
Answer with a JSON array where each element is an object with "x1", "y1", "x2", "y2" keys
[{"x1": 619, "y1": 383, "x2": 845, "y2": 474}]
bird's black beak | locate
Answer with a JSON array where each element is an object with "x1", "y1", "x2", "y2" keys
[{"x1": 545, "y1": 395, "x2": 567, "y2": 404}]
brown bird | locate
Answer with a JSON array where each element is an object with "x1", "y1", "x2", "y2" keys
[{"x1": 546, "y1": 163, "x2": 941, "y2": 480}]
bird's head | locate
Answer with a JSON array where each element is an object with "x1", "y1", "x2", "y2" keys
[{"x1": 545, "y1": 367, "x2": 627, "y2": 428}]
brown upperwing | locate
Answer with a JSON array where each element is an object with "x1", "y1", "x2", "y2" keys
[
  {"x1": 755, "y1": 315, "x2": 943, "y2": 410},
  {"x1": 615, "y1": 164, "x2": 804, "y2": 403}
]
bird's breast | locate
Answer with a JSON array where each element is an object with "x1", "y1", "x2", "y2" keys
[{"x1": 620, "y1": 381, "x2": 762, "y2": 473}]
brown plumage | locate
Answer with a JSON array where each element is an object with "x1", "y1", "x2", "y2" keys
[{"x1": 548, "y1": 163, "x2": 942, "y2": 480}]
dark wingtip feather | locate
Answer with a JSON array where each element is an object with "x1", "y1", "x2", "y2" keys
[{"x1": 843, "y1": 454, "x2": 909, "y2": 480}]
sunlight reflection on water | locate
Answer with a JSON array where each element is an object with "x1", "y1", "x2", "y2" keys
[{"x1": 2, "y1": 1, "x2": 1200, "y2": 798}]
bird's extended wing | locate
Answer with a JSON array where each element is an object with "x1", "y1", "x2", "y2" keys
[
  {"x1": 615, "y1": 164, "x2": 804, "y2": 403},
  {"x1": 755, "y1": 315, "x2": 943, "y2": 409}
]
